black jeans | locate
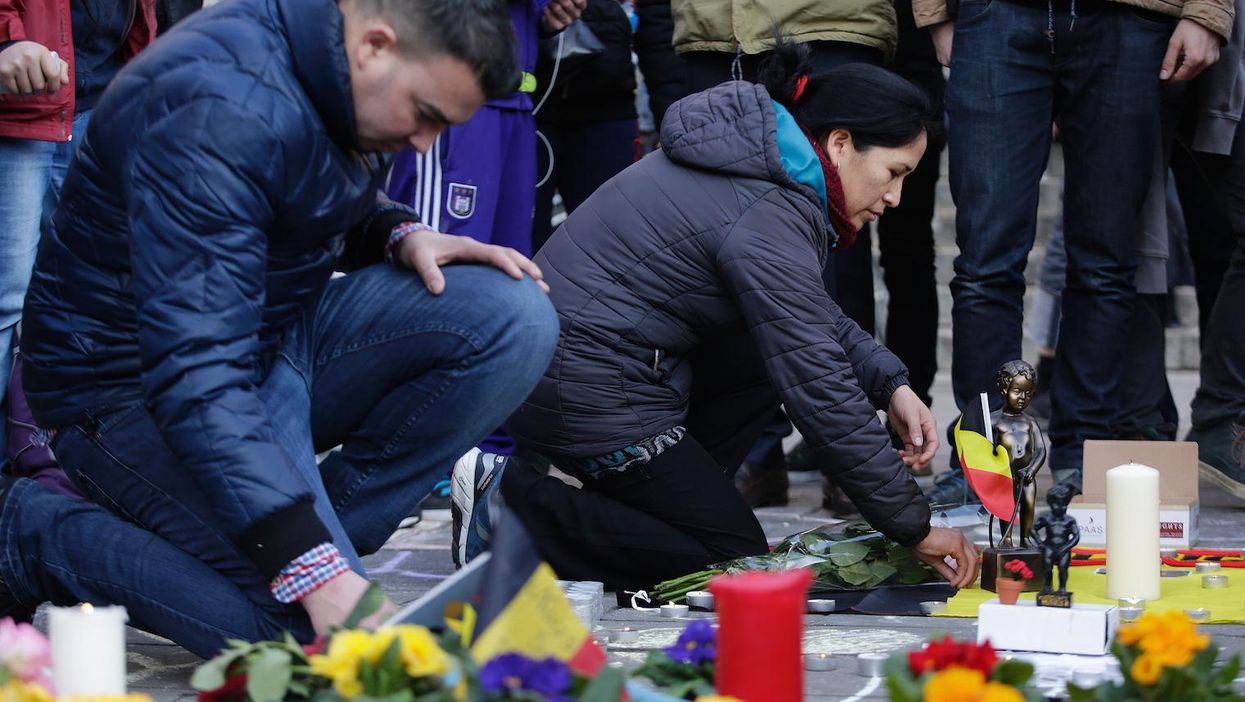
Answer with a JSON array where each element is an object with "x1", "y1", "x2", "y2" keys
[
  {"x1": 532, "y1": 119, "x2": 637, "y2": 253},
  {"x1": 1174, "y1": 112, "x2": 1245, "y2": 428},
  {"x1": 503, "y1": 333, "x2": 777, "y2": 589}
]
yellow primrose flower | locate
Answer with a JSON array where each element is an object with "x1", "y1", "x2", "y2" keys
[
  {"x1": 0, "y1": 680, "x2": 54, "y2": 702},
  {"x1": 392, "y1": 625, "x2": 451, "y2": 679},
  {"x1": 924, "y1": 666, "x2": 986, "y2": 702},
  {"x1": 309, "y1": 629, "x2": 372, "y2": 698},
  {"x1": 1131, "y1": 653, "x2": 1165, "y2": 686},
  {"x1": 978, "y1": 681, "x2": 1025, "y2": 702}
]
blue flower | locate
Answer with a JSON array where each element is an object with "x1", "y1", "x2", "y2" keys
[
  {"x1": 479, "y1": 653, "x2": 572, "y2": 701},
  {"x1": 664, "y1": 619, "x2": 716, "y2": 665}
]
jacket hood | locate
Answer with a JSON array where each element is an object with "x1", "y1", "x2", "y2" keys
[{"x1": 660, "y1": 82, "x2": 827, "y2": 219}]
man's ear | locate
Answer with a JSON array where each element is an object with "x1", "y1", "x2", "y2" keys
[{"x1": 350, "y1": 18, "x2": 400, "y2": 68}]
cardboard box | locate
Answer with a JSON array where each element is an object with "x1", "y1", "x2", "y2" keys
[
  {"x1": 978, "y1": 600, "x2": 1119, "y2": 656},
  {"x1": 1068, "y1": 440, "x2": 1199, "y2": 548}
]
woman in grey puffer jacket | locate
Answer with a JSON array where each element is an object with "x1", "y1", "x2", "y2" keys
[{"x1": 455, "y1": 43, "x2": 979, "y2": 590}]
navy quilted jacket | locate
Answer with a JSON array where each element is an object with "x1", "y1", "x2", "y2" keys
[
  {"x1": 21, "y1": 0, "x2": 412, "y2": 576},
  {"x1": 508, "y1": 82, "x2": 931, "y2": 546}
]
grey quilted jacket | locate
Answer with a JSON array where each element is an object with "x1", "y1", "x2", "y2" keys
[{"x1": 507, "y1": 82, "x2": 932, "y2": 546}]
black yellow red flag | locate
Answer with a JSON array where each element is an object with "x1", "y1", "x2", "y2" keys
[{"x1": 954, "y1": 392, "x2": 1015, "y2": 521}]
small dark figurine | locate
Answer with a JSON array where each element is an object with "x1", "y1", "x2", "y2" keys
[{"x1": 1030, "y1": 483, "x2": 1080, "y2": 608}]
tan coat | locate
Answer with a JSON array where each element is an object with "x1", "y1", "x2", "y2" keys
[
  {"x1": 912, "y1": 0, "x2": 1233, "y2": 40},
  {"x1": 671, "y1": 0, "x2": 900, "y2": 60}
]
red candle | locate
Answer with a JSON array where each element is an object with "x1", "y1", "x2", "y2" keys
[{"x1": 709, "y1": 568, "x2": 812, "y2": 702}]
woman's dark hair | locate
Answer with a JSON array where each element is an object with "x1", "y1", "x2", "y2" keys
[{"x1": 758, "y1": 38, "x2": 940, "y2": 150}]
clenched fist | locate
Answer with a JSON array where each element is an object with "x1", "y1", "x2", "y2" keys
[{"x1": 0, "y1": 41, "x2": 69, "y2": 96}]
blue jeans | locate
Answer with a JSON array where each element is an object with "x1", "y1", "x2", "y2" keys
[
  {"x1": 0, "y1": 111, "x2": 90, "y2": 458},
  {"x1": 0, "y1": 264, "x2": 558, "y2": 657},
  {"x1": 947, "y1": 0, "x2": 1172, "y2": 479}
]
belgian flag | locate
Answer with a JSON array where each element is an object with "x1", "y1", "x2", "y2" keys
[
  {"x1": 468, "y1": 509, "x2": 608, "y2": 676},
  {"x1": 954, "y1": 392, "x2": 1015, "y2": 522}
]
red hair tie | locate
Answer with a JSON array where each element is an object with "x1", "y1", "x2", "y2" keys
[{"x1": 792, "y1": 74, "x2": 809, "y2": 102}]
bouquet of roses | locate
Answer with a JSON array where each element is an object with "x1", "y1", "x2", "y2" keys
[
  {"x1": 885, "y1": 636, "x2": 1043, "y2": 702},
  {"x1": 1067, "y1": 610, "x2": 1244, "y2": 702}
]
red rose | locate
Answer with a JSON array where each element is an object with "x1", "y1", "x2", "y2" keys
[{"x1": 197, "y1": 674, "x2": 247, "y2": 702}]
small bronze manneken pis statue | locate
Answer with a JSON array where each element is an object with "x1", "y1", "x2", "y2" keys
[
  {"x1": 959, "y1": 360, "x2": 1048, "y2": 592},
  {"x1": 1030, "y1": 483, "x2": 1080, "y2": 608}
]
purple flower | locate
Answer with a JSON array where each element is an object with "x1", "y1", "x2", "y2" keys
[
  {"x1": 479, "y1": 653, "x2": 572, "y2": 701},
  {"x1": 664, "y1": 619, "x2": 716, "y2": 665}
]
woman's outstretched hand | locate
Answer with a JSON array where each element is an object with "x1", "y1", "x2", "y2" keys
[
  {"x1": 913, "y1": 527, "x2": 980, "y2": 589},
  {"x1": 888, "y1": 385, "x2": 938, "y2": 470}
]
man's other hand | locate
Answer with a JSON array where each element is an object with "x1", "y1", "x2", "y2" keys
[
  {"x1": 542, "y1": 0, "x2": 587, "y2": 32},
  {"x1": 0, "y1": 41, "x2": 69, "y2": 96},
  {"x1": 930, "y1": 21, "x2": 954, "y2": 67},
  {"x1": 1161, "y1": 19, "x2": 1220, "y2": 82}
]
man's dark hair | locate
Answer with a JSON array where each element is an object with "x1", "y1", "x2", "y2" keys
[
  {"x1": 351, "y1": 0, "x2": 521, "y2": 100},
  {"x1": 758, "y1": 36, "x2": 940, "y2": 150}
]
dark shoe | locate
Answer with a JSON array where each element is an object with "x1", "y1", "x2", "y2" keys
[
  {"x1": 734, "y1": 459, "x2": 788, "y2": 508},
  {"x1": 0, "y1": 477, "x2": 36, "y2": 623},
  {"x1": 923, "y1": 469, "x2": 975, "y2": 507},
  {"x1": 1188, "y1": 419, "x2": 1245, "y2": 500},
  {"x1": 398, "y1": 477, "x2": 452, "y2": 528},
  {"x1": 821, "y1": 477, "x2": 859, "y2": 517}
]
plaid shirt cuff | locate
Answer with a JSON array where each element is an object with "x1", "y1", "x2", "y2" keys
[
  {"x1": 270, "y1": 543, "x2": 351, "y2": 603},
  {"x1": 384, "y1": 221, "x2": 433, "y2": 264}
]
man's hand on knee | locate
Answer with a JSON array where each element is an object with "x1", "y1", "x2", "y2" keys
[
  {"x1": 301, "y1": 571, "x2": 397, "y2": 635},
  {"x1": 393, "y1": 228, "x2": 549, "y2": 295}
]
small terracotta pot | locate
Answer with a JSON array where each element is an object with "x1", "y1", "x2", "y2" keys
[{"x1": 996, "y1": 577, "x2": 1025, "y2": 605}]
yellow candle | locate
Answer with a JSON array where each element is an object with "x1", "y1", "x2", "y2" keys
[
  {"x1": 50, "y1": 603, "x2": 128, "y2": 695},
  {"x1": 1106, "y1": 463, "x2": 1161, "y2": 600}
]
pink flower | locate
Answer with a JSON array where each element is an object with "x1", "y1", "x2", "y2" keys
[{"x1": 0, "y1": 618, "x2": 52, "y2": 686}]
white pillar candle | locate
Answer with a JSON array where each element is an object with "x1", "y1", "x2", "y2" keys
[
  {"x1": 50, "y1": 603, "x2": 128, "y2": 695},
  {"x1": 1106, "y1": 463, "x2": 1161, "y2": 601}
]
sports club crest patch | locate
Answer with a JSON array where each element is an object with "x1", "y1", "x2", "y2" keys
[{"x1": 448, "y1": 183, "x2": 477, "y2": 219}]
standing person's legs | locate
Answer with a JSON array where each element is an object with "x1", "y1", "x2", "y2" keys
[
  {"x1": 1172, "y1": 141, "x2": 1235, "y2": 337},
  {"x1": 1048, "y1": 4, "x2": 1169, "y2": 483},
  {"x1": 487, "y1": 109, "x2": 538, "y2": 257},
  {"x1": 309, "y1": 264, "x2": 558, "y2": 555},
  {"x1": 945, "y1": 0, "x2": 1055, "y2": 491},
  {"x1": 877, "y1": 114, "x2": 943, "y2": 407},
  {"x1": 0, "y1": 138, "x2": 55, "y2": 458},
  {"x1": 384, "y1": 107, "x2": 505, "y2": 241},
  {"x1": 41, "y1": 110, "x2": 92, "y2": 233},
  {"x1": 557, "y1": 119, "x2": 637, "y2": 213},
  {"x1": 532, "y1": 122, "x2": 564, "y2": 253},
  {"x1": 1185, "y1": 115, "x2": 1245, "y2": 489}
]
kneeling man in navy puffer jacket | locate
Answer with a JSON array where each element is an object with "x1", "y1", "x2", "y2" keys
[{"x1": 1, "y1": 0, "x2": 559, "y2": 657}]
